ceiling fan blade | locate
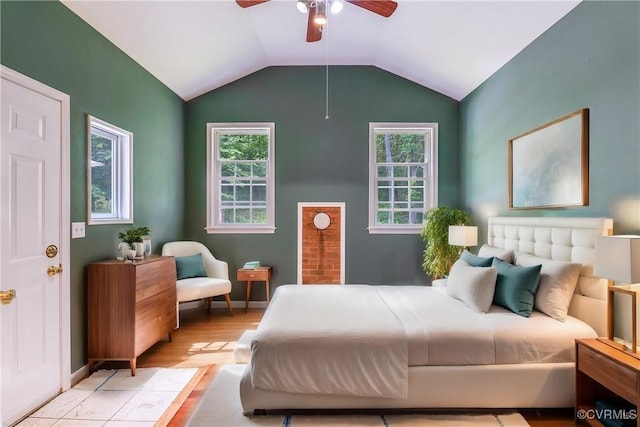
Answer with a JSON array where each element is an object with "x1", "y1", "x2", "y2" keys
[
  {"x1": 306, "y1": 5, "x2": 323, "y2": 42},
  {"x1": 236, "y1": 0, "x2": 270, "y2": 8},
  {"x1": 346, "y1": 0, "x2": 398, "y2": 17}
]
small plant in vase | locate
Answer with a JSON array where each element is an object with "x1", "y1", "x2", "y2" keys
[{"x1": 118, "y1": 226, "x2": 151, "y2": 260}]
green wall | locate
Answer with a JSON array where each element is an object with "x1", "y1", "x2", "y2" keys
[
  {"x1": 185, "y1": 66, "x2": 460, "y2": 299},
  {"x1": 1, "y1": 1, "x2": 185, "y2": 371},
  {"x1": 460, "y1": 1, "x2": 640, "y2": 237}
]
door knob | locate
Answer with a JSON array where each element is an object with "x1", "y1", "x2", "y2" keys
[
  {"x1": 0, "y1": 289, "x2": 16, "y2": 305},
  {"x1": 47, "y1": 264, "x2": 63, "y2": 276},
  {"x1": 46, "y1": 244, "x2": 58, "y2": 258}
]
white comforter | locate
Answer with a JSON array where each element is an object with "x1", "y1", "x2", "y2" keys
[
  {"x1": 249, "y1": 284, "x2": 597, "y2": 400},
  {"x1": 250, "y1": 285, "x2": 409, "y2": 399}
]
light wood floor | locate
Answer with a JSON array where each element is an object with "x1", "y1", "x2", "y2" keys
[{"x1": 128, "y1": 304, "x2": 577, "y2": 426}]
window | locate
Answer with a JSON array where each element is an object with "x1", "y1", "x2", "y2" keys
[
  {"x1": 87, "y1": 115, "x2": 133, "y2": 225},
  {"x1": 206, "y1": 123, "x2": 275, "y2": 234},
  {"x1": 368, "y1": 123, "x2": 438, "y2": 234}
]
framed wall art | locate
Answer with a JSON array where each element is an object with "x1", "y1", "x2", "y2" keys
[{"x1": 508, "y1": 108, "x2": 589, "y2": 209}]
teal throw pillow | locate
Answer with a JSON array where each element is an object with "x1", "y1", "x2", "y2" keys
[
  {"x1": 175, "y1": 253, "x2": 207, "y2": 280},
  {"x1": 460, "y1": 250, "x2": 493, "y2": 267},
  {"x1": 491, "y1": 258, "x2": 541, "y2": 317}
]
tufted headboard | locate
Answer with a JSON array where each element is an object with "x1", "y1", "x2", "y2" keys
[{"x1": 487, "y1": 217, "x2": 613, "y2": 337}]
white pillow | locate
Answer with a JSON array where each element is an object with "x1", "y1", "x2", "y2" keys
[
  {"x1": 515, "y1": 253, "x2": 582, "y2": 321},
  {"x1": 447, "y1": 259, "x2": 498, "y2": 313},
  {"x1": 478, "y1": 244, "x2": 514, "y2": 263}
]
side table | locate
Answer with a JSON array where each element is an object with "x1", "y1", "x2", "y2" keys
[
  {"x1": 238, "y1": 266, "x2": 272, "y2": 313},
  {"x1": 575, "y1": 338, "x2": 640, "y2": 426}
]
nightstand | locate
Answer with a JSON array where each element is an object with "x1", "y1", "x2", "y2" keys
[
  {"x1": 238, "y1": 266, "x2": 272, "y2": 313},
  {"x1": 575, "y1": 338, "x2": 640, "y2": 426}
]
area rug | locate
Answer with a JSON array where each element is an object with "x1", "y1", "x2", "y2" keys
[
  {"x1": 187, "y1": 365, "x2": 530, "y2": 426},
  {"x1": 18, "y1": 367, "x2": 204, "y2": 427}
]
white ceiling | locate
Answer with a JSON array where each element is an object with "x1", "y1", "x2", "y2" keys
[{"x1": 61, "y1": 0, "x2": 581, "y2": 101}]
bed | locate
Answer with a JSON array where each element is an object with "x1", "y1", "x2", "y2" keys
[{"x1": 240, "y1": 216, "x2": 613, "y2": 412}]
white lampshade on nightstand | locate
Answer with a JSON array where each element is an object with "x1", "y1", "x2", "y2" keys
[
  {"x1": 594, "y1": 235, "x2": 640, "y2": 357},
  {"x1": 594, "y1": 236, "x2": 640, "y2": 284},
  {"x1": 448, "y1": 225, "x2": 478, "y2": 251}
]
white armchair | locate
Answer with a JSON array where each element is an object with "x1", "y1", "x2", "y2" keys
[{"x1": 161, "y1": 241, "x2": 233, "y2": 322}]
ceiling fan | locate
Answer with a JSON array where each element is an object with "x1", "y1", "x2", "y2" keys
[{"x1": 236, "y1": 0, "x2": 398, "y2": 42}]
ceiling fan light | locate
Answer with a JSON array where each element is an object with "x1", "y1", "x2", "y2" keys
[
  {"x1": 296, "y1": 0, "x2": 309, "y2": 14},
  {"x1": 314, "y1": 13, "x2": 327, "y2": 25},
  {"x1": 330, "y1": 0, "x2": 343, "y2": 14},
  {"x1": 314, "y1": 1, "x2": 327, "y2": 25}
]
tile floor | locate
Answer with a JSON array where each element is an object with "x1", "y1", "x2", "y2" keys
[{"x1": 16, "y1": 367, "x2": 198, "y2": 427}]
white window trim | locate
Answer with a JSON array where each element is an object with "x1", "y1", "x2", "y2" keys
[
  {"x1": 87, "y1": 115, "x2": 133, "y2": 225},
  {"x1": 205, "y1": 122, "x2": 276, "y2": 234},
  {"x1": 367, "y1": 122, "x2": 438, "y2": 234}
]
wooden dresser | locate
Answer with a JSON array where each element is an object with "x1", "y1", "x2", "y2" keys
[{"x1": 87, "y1": 255, "x2": 177, "y2": 375}]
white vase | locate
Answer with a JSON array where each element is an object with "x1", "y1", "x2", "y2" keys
[{"x1": 133, "y1": 242, "x2": 145, "y2": 258}]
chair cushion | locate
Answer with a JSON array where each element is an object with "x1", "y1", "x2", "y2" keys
[
  {"x1": 176, "y1": 277, "x2": 231, "y2": 303},
  {"x1": 175, "y1": 253, "x2": 207, "y2": 280}
]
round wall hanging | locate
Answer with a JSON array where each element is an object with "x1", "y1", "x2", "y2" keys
[{"x1": 313, "y1": 212, "x2": 331, "y2": 230}]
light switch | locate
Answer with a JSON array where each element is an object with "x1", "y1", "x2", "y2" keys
[{"x1": 72, "y1": 222, "x2": 85, "y2": 238}]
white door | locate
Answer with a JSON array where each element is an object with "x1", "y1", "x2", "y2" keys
[{"x1": 1, "y1": 69, "x2": 69, "y2": 426}]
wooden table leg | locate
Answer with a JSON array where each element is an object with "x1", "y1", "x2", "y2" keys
[
  {"x1": 266, "y1": 278, "x2": 270, "y2": 303},
  {"x1": 245, "y1": 280, "x2": 253, "y2": 313}
]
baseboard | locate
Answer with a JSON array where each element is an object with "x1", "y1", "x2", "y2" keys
[
  {"x1": 180, "y1": 300, "x2": 267, "y2": 310},
  {"x1": 70, "y1": 364, "x2": 90, "y2": 388},
  {"x1": 215, "y1": 300, "x2": 268, "y2": 309}
]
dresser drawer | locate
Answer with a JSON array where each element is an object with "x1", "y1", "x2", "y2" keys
[
  {"x1": 135, "y1": 288, "x2": 176, "y2": 354},
  {"x1": 136, "y1": 280, "x2": 174, "y2": 302},
  {"x1": 578, "y1": 343, "x2": 637, "y2": 403},
  {"x1": 237, "y1": 268, "x2": 270, "y2": 281},
  {"x1": 135, "y1": 258, "x2": 176, "y2": 302}
]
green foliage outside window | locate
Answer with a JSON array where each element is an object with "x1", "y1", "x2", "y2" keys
[
  {"x1": 90, "y1": 133, "x2": 113, "y2": 214},
  {"x1": 218, "y1": 133, "x2": 268, "y2": 224},
  {"x1": 375, "y1": 133, "x2": 426, "y2": 225}
]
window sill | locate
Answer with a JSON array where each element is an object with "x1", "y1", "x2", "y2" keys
[
  {"x1": 205, "y1": 226, "x2": 276, "y2": 234},
  {"x1": 367, "y1": 226, "x2": 422, "y2": 235}
]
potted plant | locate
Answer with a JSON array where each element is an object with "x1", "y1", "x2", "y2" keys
[
  {"x1": 118, "y1": 226, "x2": 151, "y2": 259},
  {"x1": 421, "y1": 207, "x2": 471, "y2": 279}
]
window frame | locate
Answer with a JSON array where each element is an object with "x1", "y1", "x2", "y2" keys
[
  {"x1": 368, "y1": 122, "x2": 438, "y2": 234},
  {"x1": 87, "y1": 115, "x2": 133, "y2": 225},
  {"x1": 206, "y1": 122, "x2": 276, "y2": 234}
]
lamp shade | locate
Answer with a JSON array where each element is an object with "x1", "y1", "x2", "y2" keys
[
  {"x1": 448, "y1": 225, "x2": 478, "y2": 247},
  {"x1": 594, "y1": 235, "x2": 640, "y2": 284}
]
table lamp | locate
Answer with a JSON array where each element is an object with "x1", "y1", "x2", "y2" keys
[
  {"x1": 593, "y1": 235, "x2": 640, "y2": 357},
  {"x1": 448, "y1": 225, "x2": 478, "y2": 252}
]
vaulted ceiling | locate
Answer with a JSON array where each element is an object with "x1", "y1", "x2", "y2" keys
[{"x1": 61, "y1": 0, "x2": 581, "y2": 101}]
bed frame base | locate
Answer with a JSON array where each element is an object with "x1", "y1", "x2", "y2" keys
[{"x1": 240, "y1": 363, "x2": 575, "y2": 411}]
